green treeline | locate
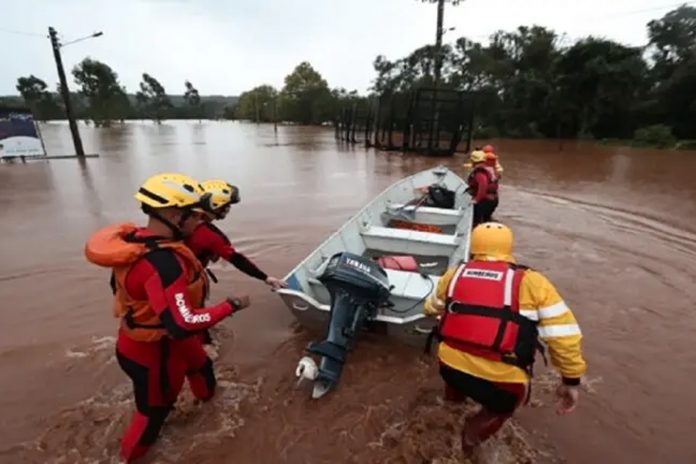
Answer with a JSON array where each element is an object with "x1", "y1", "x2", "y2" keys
[
  {"x1": 5, "y1": 68, "x2": 235, "y2": 126},
  {"x1": 370, "y1": 5, "x2": 696, "y2": 146},
  {"x1": 236, "y1": 5, "x2": 696, "y2": 147},
  {"x1": 2, "y1": 5, "x2": 694, "y2": 147}
]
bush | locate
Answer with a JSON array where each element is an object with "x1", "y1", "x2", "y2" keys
[
  {"x1": 633, "y1": 124, "x2": 676, "y2": 149},
  {"x1": 598, "y1": 138, "x2": 625, "y2": 146},
  {"x1": 473, "y1": 125, "x2": 499, "y2": 139},
  {"x1": 675, "y1": 140, "x2": 696, "y2": 151}
]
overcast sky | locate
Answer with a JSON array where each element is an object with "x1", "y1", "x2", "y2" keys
[{"x1": 0, "y1": 0, "x2": 688, "y2": 96}]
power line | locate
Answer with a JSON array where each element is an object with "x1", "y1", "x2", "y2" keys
[
  {"x1": 599, "y1": 1, "x2": 696, "y2": 20},
  {"x1": 446, "y1": 0, "x2": 696, "y2": 45},
  {"x1": 0, "y1": 27, "x2": 46, "y2": 38},
  {"x1": 581, "y1": 1, "x2": 696, "y2": 22}
]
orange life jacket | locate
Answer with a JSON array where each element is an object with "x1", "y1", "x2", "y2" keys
[
  {"x1": 484, "y1": 152, "x2": 497, "y2": 168},
  {"x1": 387, "y1": 219, "x2": 444, "y2": 234},
  {"x1": 438, "y1": 261, "x2": 539, "y2": 370},
  {"x1": 85, "y1": 223, "x2": 208, "y2": 342}
]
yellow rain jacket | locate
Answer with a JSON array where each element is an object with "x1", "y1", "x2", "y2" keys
[
  {"x1": 494, "y1": 160, "x2": 504, "y2": 177},
  {"x1": 425, "y1": 260, "x2": 586, "y2": 385}
]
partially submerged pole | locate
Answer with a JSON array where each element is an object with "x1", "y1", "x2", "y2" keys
[{"x1": 49, "y1": 26, "x2": 85, "y2": 157}]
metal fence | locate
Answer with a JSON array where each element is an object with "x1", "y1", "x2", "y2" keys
[{"x1": 335, "y1": 87, "x2": 474, "y2": 157}]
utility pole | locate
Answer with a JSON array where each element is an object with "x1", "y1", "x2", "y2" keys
[
  {"x1": 433, "y1": 0, "x2": 445, "y2": 87},
  {"x1": 49, "y1": 26, "x2": 85, "y2": 157},
  {"x1": 273, "y1": 97, "x2": 278, "y2": 133}
]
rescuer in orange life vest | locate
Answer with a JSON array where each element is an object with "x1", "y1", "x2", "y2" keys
[
  {"x1": 424, "y1": 222, "x2": 586, "y2": 457},
  {"x1": 482, "y1": 144, "x2": 504, "y2": 178},
  {"x1": 84, "y1": 172, "x2": 251, "y2": 462},
  {"x1": 466, "y1": 150, "x2": 500, "y2": 225}
]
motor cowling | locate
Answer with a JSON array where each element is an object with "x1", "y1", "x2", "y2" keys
[{"x1": 317, "y1": 251, "x2": 392, "y2": 303}]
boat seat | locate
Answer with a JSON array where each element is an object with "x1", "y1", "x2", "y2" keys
[
  {"x1": 361, "y1": 225, "x2": 459, "y2": 245},
  {"x1": 383, "y1": 269, "x2": 439, "y2": 300},
  {"x1": 360, "y1": 225, "x2": 459, "y2": 256},
  {"x1": 383, "y1": 203, "x2": 465, "y2": 227},
  {"x1": 387, "y1": 203, "x2": 462, "y2": 218}
]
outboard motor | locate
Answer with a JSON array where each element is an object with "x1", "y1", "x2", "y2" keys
[{"x1": 295, "y1": 251, "x2": 391, "y2": 398}]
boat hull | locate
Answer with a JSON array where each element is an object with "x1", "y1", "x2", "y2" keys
[{"x1": 277, "y1": 165, "x2": 473, "y2": 347}]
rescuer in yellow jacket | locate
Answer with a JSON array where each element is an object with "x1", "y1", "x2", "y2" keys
[
  {"x1": 424, "y1": 222, "x2": 586, "y2": 456},
  {"x1": 462, "y1": 145, "x2": 504, "y2": 178}
]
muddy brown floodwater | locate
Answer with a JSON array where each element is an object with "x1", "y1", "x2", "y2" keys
[{"x1": 1, "y1": 121, "x2": 696, "y2": 463}]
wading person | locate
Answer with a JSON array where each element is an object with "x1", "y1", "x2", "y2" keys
[
  {"x1": 424, "y1": 222, "x2": 586, "y2": 457},
  {"x1": 184, "y1": 179, "x2": 286, "y2": 345},
  {"x1": 482, "y1": 144, "x2": 504, "y2": 178},
  {"x1": 85, "y1": 172, "x2": 250, "y2": 462},
  {"x1": 466, "y1": 150, "x2": 500, "y2": 225},
  {"x1": 186, "y1": 179, "x2": 286, "y2": 286}
]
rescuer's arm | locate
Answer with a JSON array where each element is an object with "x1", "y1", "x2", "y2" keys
[
  {"x1": 198, "y1": 223, "x2": 270, "y2": 281},
  {"x1": 141, "y1": 249, "x2": 236, "y2": 338},
  {"x1": 228, "y1": 253, "x2": 268, "y2": 281},
  {"x1": 522, "y1": 270, "x2": 587, "y2": 384},
  {"x1": 424, "y1": 266, "x2": 458, "y2": 317}
]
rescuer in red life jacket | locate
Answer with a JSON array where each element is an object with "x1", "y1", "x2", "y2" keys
[
  {"x1": 84, "y1": 172, "x2": 251, "y2": 462},
  {"x1": 424, "y1": 222, "x2": 586, "y2": 457},
  {"x1": 466, "y1": 150, "x2": 499, "y2": 225}
]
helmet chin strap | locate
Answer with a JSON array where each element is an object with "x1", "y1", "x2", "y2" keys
[
  {"x1": 143, "y1": 205, "x2": 187, "y2": 240},
  {"x1": 177, "y1": 209, "x2": 194, "y2": 236},
  {"x1": 212, "y1": 203, "x2": 231, "y2": 220}
]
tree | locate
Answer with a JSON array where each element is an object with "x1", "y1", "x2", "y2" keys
[
  {"x1": 279, "y1": 62, "x2": 333, "y2": 124},
  {"x1": 72, "y1": 58, "x2": 128, "y2": 127},
  {"x1": 16, "y1": 75, "x2": 48, "y2": 108},
  {"x1": 489, "y1": 26, "x2": 561, "y2": 137},
  {"x1": 222, "y1": 105, "x2": 237, "y2": 120},
  {"x1": 371, "y1": 55, "x2": 400, "y2": 95},
  {"x1": 15, "y1": 75, "x2": 62, "y2": 121},
  {"x1": 113, "y1": 87, "x2": 132, "y2": 123},
  {"x1": 647, "y1": 5, "x2": 696, "y2": 138},
  {"x1": 647, "y1": 5, "x2": 696, "y2": 80},
  {"x1": 236, "y1": 85, "x2": 278, "y2": 122},
  {"x1": 184, "y1": 80, "x2": 201, "y2": 122},
  {"x1": 554, "y1": 38, "x2": 649, "y2": 138},
  {"x1": 136, "y1": 73, "x2": 172, "y2": 124},
  {"x1": 370, "y1": 11, "x2": 696, "y2": 141},
  {"x1": 371, "y1": 44, "x2": 457, "y2": 94}
]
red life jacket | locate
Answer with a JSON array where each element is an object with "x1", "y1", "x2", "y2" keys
[
  {"x1": 467, "y1": 165, "x2": 499, "y2": 200},
  {"x1": 438, "y1": 260, "x2": 539, "y2": 370}
]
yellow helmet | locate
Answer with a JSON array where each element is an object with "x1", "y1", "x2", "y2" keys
[
  {"x1": 201, "y1": 179, "x2": 240, "y2": 210},
  {"x1": 135, "y1": 172, "x2": 209, "y2": 210},
  {"x1": 470, "y1": 222, "x2": 514, "y2": 262},
  {"x1": 469, "y1": 150, "x2": 487, "y2": 164}
]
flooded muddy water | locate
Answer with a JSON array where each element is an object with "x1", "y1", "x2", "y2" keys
[{"x1": 1, "y1": 121, "x2": 695, "y2": 463}]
